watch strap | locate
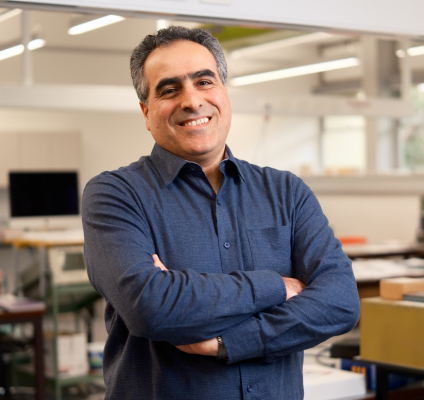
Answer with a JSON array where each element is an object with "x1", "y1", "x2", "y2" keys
[{"x1": 217, "y1": 336, "x2": 228, "y2": 361}]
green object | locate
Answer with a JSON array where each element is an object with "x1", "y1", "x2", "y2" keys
[{"x1": 200, "y1": 25, "x2": 274, "y2": 42}]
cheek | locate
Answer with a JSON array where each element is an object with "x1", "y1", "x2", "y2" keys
[
  {"x1": 212, "y1": 93, "x2": 232, "y2": 119},
  {"x1": 150, "y1": 110, "x2": 167, "y2": 129}
]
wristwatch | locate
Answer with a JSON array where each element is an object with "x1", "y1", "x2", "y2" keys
[{"x1": 216, "y1": 336, "x2": 228, "y2": 361}]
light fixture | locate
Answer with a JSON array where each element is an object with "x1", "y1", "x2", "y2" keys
[
  {"x1": 0, "y1": 38, "x2": 46, "y2": 61},
  {"x1": 28, "y1": 39, "x2": 46, "y2": 50},
  {"x1": 156, "y1": 19, "x2": 170, "y2": 31},
  {"x1": 230, "y1": 57, "x2": 360, "y2": 86},
  {"x1": 230, "y1": 32, "x2": 335, "y2": 60},
  {"x1": 396, "y1": 45, "x2": 424, "y2": 58},
  {"x1": 0, "y1": 8, "x2": 22, "y2": 24},
  {"x1": 68, "y1": 15, "x2": 125, "y2": 35}
]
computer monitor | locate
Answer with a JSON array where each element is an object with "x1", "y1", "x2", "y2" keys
[{"x1": 8, "y1": 171, "x2": 81, "y2": 230}]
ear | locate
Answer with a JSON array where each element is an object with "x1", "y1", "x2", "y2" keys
[{"x1": 139, "y1": 101, "x2": 150, "y2": 131}]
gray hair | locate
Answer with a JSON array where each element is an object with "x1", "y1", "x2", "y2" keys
[{"x1": 130, "y1": 26, "x2": 228, "y2": 104}]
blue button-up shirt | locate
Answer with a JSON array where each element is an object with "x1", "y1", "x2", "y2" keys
[{"x1": 82, "y1": 144, "x2": 360, "y2": 400}]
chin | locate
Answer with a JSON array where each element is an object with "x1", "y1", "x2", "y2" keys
[{"x1": 184, "y1": 144, "x2": 218, "y2": 157}]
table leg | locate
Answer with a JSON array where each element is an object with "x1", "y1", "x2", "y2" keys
[
  {"x1": 13, "y1": 245, "x2": 20, "y2": 295},
  {"x1": 38, "y1": 246, "x2": 46, "y2": 298},
  {"x1": 375, "y1": 366, "x2": 389, "y2": 400},
  {"x1": 33, "y1": 316, "x2": 45, "y2": 400}
]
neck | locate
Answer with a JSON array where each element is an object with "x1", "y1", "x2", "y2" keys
[
  {"x1": 204, "y1": 167, "x2": 223, "y2": 194},
  {"x1": 194, "y1": 148, "x2": 225, "y2": 194}
]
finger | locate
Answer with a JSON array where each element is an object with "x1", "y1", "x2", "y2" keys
[
  {"x1": 152, "y1": 254, "x2": 167, "y2": 270},
  {"x1": 282, "y1": 277, "x2": 304, "y2": 300}
]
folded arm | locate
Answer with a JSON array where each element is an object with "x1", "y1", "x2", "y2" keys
[
  {"x1": 82, "y1": 174, "x2": 287, "y2": 345},
  {"x1": 177, "y1": 177, "x2": 360, "y2": 361},
  {"x1": 155, "y1": 248, "x2": 304, "y2": 358},
  {"x1": 221, "y1": 178, "x2": 360, "y2": 363}
]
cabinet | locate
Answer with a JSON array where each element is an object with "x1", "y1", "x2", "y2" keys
[{"x1": 0, "y1": 132, "x2": 81, "y2": 187}]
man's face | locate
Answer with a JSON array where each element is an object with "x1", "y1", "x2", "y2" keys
[{"x1": 140, "y1": 40, "x2": 232, "y2": 164}]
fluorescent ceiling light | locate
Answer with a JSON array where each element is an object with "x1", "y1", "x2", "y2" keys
[
  {"x1": 396, "y1": 45, "x2": 424, "y2": 58},
  {"x1": 230, "y1": 57, "x2": 359, "y2": 86},
  {"x1": 68, "y1": 15, "x2": 125, "y2": 35},
  {"x1": 156, "y1": 19, "x2": 170, "y2": 31},
  {"x1": 0, "y1": 39, "x2": 46, "y2": 61},
  {"x1": 230, "y1": 32, "x2": 334, "y2": 60},
  {"x1": 0, "y1": 45, "x2": 24, "y2": 61},
  {"x1": 0, "y1": 8, "x2": 22, "y2": 23},
  {"x1": 28, "y1": 38, "x2": 46, "y2": 50}
]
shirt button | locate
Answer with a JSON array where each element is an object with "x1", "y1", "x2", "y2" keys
[
  {"x1": 190, "y1": 165, "x2": 196, "y2": 171},
  {"x1": 223, "y1": 242, "x2": 230, "y2": 249},
  {"x1": 247, "y1": 385, "x2": 253, "y2": 392}
]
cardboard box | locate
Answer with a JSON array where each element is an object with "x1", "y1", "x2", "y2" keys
[
  {"x1": 44, "y1": 332, "x2": 88, "y2": 378},
  {"x1": 361, "y1": 297, "x2": 424, "y2": 369},
  {"x1": 380, "y1": 277, "x2": 424, "y2": 300}
]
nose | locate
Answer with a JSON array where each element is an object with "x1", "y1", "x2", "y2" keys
[{"x1": 180, "y1": 86, "x2": 202, "y2": 111}]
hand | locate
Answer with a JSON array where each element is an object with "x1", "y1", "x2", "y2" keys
[
  {"x1": 152, "y1": 254, "x2": 168, "y2": 271},
  {"x1": 282, "y1": 277, "x2": 305, "y2": 300},
  {"x1": 176, "y1": 338, "x2": 218, "y2": 357}
]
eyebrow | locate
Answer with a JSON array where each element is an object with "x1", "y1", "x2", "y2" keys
[
  {"x1": 154, "y1": 69, "x2": 217, "y2": 96},
  {"x1": 189, "y1": 69, "x2": 216, "y2": 80}
]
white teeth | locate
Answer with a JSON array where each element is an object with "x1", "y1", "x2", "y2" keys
[{"x1": 184, "y1": 117, "x2": 209, "y2": 127}]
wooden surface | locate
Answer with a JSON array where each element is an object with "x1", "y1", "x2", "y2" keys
[{"x1": 380, "y1": 278, "x2": 424, "y2": 300}]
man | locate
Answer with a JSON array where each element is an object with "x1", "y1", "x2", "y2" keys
[{"x1": 82, "y1": 26, "x2": 360, "y2": 400}]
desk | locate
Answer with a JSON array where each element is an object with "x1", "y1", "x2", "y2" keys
[
  {"x1": 343, "y1": 242, "x2": 424, "y2": 260},
  {"x1": 351, "y1": 258, "x2": 424, "y2": 299},
  {"x1": 0, "y1": 308, "x2": 45, "y2": 400},
  {"x1": 5, "y1": 230, "x2": 84, "y2": 297}
]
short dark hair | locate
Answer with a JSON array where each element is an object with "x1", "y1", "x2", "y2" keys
[{"x1": 130, "y1": 26, "x2": 228, "y2": 104}]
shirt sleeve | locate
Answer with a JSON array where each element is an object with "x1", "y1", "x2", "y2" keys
[
  {"x1": 220, "y1": 175, "x2": 361, "y2": 364},
  {"x1": 82, "y1": 173, "x2": 287, "y2": 345}
]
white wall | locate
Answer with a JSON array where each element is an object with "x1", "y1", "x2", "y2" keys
[
  {"x1": 317, "y1": 194, "x2": 420, "y2": 243},
  {"x1": 0, "y1": 108, "x2": 319, "y2": 184},
  {"x1": 228, "y1": 114, "x2": 319, "y2": 174},
  {"x1": 0, "y1": 108, "x2": 319, "y2": 219},
  {"x1": 0, "y1": 107, "x2": 420, "y2": 244},
  {"x1": 0, "y1": 108, "x2": 154, "y2": 186}
]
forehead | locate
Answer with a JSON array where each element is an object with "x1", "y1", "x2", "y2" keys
[{"x1": 143, "y1": 40, "x2": 218, "y2": 83}]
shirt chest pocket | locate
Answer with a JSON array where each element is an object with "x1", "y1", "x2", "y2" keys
[{"x1": 246, "y1": 226, "x2": 292, "y2": 276}]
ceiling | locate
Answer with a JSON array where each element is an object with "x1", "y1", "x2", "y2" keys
[{"x1": 0, "y1": 7, "x2": 423, "y2": 99}]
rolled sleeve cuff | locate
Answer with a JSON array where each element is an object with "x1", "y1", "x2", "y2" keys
[
  {"x1": 221, "y1": 270, "x2": 286, "y2": 364},
  {"x1": 249, "y1": 270, "x2": 286, "y2": 310},
  {"x1": 221, "y1": 317, "x2": 265, "y2": 363}
]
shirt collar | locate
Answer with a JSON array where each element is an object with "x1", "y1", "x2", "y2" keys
[
  {"x1": 150, "y1": 143, "x2": 245, "y2": 186},
  {"x1": 221, "y1": 146, "x2": 246, "y2": 182}
]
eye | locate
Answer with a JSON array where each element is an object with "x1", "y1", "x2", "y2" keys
[
  {"x1": 198, "y1": 80, "x2": 212, "y2": 86},
  {"x1": 161, "y1": 87, "x2": 176, "y2": 96}
]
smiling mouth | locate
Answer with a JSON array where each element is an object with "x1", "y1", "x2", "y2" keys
[{"x1": 180, "y1": 117, "x2": 210, "y2": 127}]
